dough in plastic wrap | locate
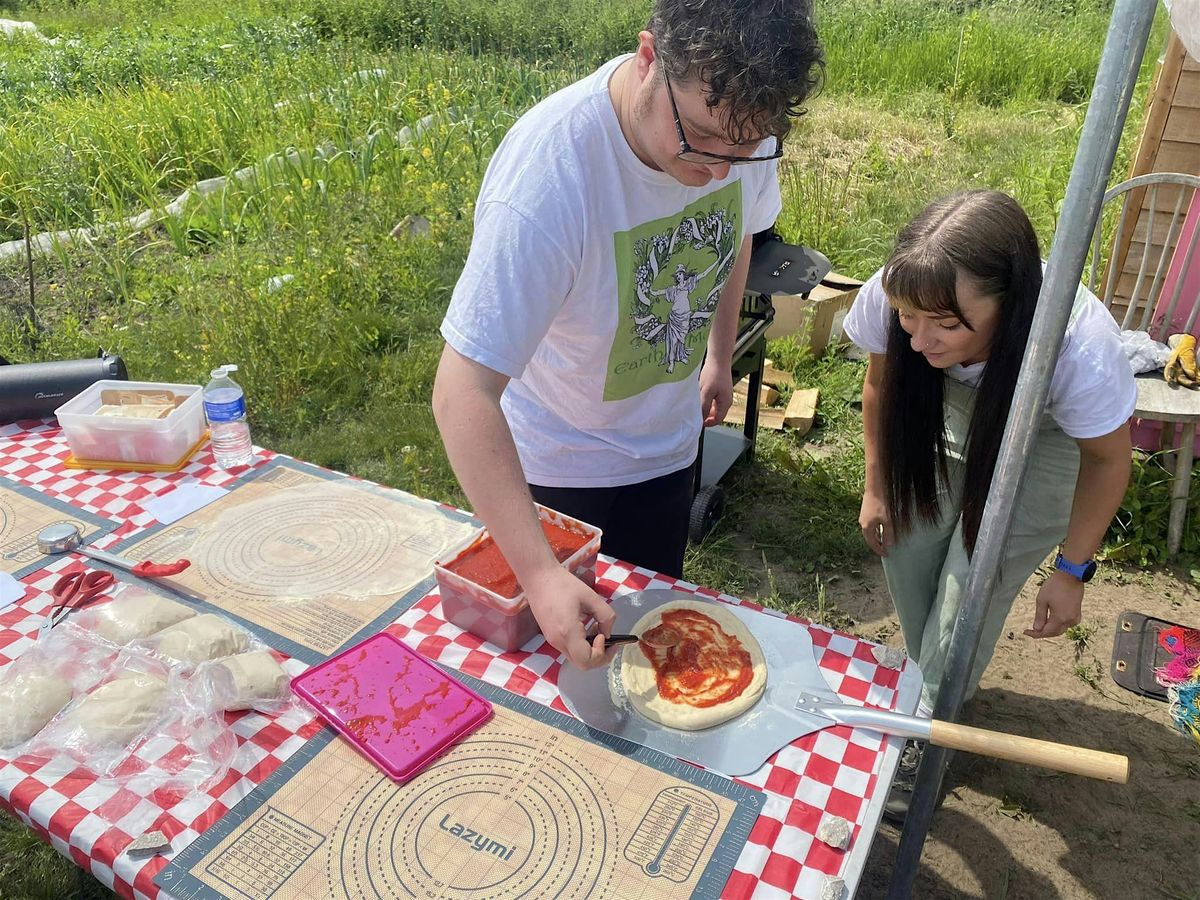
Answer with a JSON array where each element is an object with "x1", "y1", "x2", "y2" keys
[
  {"x1": 0, "y1": 669, "x2": 73, "y2": 748},
  {"x1": 150, "y1": 614, "x2": 249, "y2": 665},
  {"x1": 210, "y1": 651, "x2": 290, "y2": 711},
  {"x1": 57, "y1": 672, "x2": 168, "y2": 748},
  {"x1": 78, "y1": 587, "x2": 195, "y2": 645}
]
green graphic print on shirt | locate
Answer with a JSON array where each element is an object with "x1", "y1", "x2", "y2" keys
[{"x1": 604, "y1": 181, "x2": 742, "y2": 402}]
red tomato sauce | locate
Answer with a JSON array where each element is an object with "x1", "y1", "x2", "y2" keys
[
  {"x1": 640, "y1": 608, "x2": 754, "y2": 708},
  {"x1": 446, "y1": 519, "x2": 589, "y2": 599}
]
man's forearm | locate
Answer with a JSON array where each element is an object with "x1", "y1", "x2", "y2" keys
[
  {"x1": 707, "y1": 236, "x2": 754, "y2": 363},
  {"x1": 706, "y1": 282, "x2": 743, "y2": 363},
  {"x1": 432, "y1": 360, "x2": 557, "y2": 583}
]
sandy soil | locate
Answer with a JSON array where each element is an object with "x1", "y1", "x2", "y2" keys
[{"x1": 824, "y1": 562, "x2": 1200, "y2": 899}]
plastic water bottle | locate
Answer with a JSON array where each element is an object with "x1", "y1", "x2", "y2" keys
[{"x1": 203, "y1": 364, "x2": 254, "y2": 469}]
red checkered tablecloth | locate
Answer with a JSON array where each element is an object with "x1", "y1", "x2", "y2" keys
[{"x1": 0, "y1": 419, "x2": 920, "y2": 900}]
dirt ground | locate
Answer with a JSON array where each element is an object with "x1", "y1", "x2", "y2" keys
[{"x1": 815, "y1": 561, "x2": 1200, "y2": 899}]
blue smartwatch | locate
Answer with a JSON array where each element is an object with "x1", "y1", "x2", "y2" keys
[{"x1": 1054, "y1": 552, "x2": 1097, "y2": 583}]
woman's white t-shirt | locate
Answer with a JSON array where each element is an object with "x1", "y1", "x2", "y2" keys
[{"x1": 843, "y1": 267, "x2": 1137, "y2": 440}]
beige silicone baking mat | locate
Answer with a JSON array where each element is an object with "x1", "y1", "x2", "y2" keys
[
  {"x1": 115, "y1": 460, "x2": 476, "y2": 661},
  {"x1": 0, "y1": 477, "x2": 116, "y2": 578},
  {"x1": 156, "y1": 675, "x2": 763, "y2": 900}
]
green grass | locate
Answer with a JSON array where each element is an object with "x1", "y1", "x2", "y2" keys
[
  {"x1": 2, "y1": 0, "x2": 1124, "y2": 103},
  {"x1": 0, "y1": 808, "x2": 113, "y2": 899},
  {"x1": 1104, "y1": 449, "x2": 1200, "y2": 565},
  {"x1": 680, "y1": 340, "x2": 871, "y2": 631},
  {"x1": 0, "y1": 0, "x2": 1186, "y2": 895}
]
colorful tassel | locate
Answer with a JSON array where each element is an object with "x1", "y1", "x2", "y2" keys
[{"x1": 1155, "y1": 625, "x2": 1200, "y2": 745}]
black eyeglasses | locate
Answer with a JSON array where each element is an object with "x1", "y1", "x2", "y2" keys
[{"x1": 661, "y1": 64, "x2": 784, "y2": 166}]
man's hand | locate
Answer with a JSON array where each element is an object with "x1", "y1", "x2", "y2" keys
[
  {"x1": 1024, "y1": 571, "x2": 1084, "y2": 639},
  {"x1": 699, "y1": 360, "x2": 734, "y2": 427},
  {"x1": 859, "y1": 490, "x2": 893, "y2": 557},
  {"x1": 525, "y1": 566, "x2": 617, "y2": 669}
]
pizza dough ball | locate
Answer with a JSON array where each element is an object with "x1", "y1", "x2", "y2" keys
[
  {"x1": 150, "y1": 614, "x2": 249, "y2": 665},
  {"x1": 77, "y1": 587, "x2": 195, "y2": 645},
  {"x1": 0, "y1": 669, "x2": 73, "y2": 748},
  {"x1": 56, "y1": 672, "x2": 168, "y2": 748},
  {"x1": 209, "y1": 651, "x2": 290, "y2": 711},
  {"x1": 620, "y1": 598, "x2": 767, "y2": 731}
]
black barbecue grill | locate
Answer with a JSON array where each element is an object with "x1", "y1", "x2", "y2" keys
[{"x1": 688, "y1": 231, "x2": 831, "y2": 541}]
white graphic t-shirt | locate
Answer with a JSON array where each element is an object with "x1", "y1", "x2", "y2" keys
[
  {"x1": 442, "y1": 55, "x2": 782, "y2": 487},
  {"x1": 843, "y1": 267, "x2": 1137, "y2": 439}
]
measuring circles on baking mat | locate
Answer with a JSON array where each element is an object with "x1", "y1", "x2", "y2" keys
[
  {"x1": 329, "y1": 732, "x2": 614, "y2": 899},
  {"x1": 0, "y1": 497, "x2": 12, "y2": 547},
  {"x1": 194, "y1": 496, "x2": 398, "y2": 598},
  {"x1": 113, "y1": 460, "x2": 478, "y2": 661}
]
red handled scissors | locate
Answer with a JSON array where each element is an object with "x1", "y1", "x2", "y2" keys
[{"x1": 39, "y1": 568, "x2": 115, "y2": 635}]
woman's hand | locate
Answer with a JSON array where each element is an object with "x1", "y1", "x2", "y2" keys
[
  {"x1": 1024, "y1": 571, "x2": 1084, "y2": 639},
  {"x1": 859, "y1": 491, "x2": 893, "y2": 557}
]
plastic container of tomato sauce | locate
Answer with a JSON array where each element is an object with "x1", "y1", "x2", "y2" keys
[{"x1": 434, "y1": 504, "x2": 602, "y2": 652}]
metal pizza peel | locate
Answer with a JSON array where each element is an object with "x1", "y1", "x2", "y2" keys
[{"x1": 558, "y1": 590, "x2": 1128, "y2": 782}]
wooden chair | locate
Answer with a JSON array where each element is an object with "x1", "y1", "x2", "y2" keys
[{"x1": 1087, "y1": 171, "x2": 1200, "y2": 558}]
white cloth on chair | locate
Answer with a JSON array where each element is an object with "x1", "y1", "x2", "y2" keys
[
  {"x1": 1167, "y1": 0, "x2": 1200, "y2": 62},
  {"x1": 1120, "y1": 329, "x2": 1172, "y2": 374}
]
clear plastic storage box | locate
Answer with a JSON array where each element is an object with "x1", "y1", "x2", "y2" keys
[
  {"x1": 54, "y1": 380, "x2": 206, "y2": 466},
  {"x1": 434, "y1": 505, "x2": 602, "y2": 652}
]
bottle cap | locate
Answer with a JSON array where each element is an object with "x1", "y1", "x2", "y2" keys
[{"x1": 209, "y1": 364, "x2": 239, "y2": 379}]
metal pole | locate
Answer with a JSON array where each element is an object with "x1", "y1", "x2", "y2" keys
[{"x1": 886, "y1": 1, "x2": 1159, "y2": 895}]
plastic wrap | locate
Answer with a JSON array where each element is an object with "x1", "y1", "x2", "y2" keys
[
  {"x1": 192, "y1": 650, "x2": 293, "y2": 713},
  {"x1": 131, "y1": 612, "x2": 251, "y2": 666},
  {"x1": 0, "y1": 625, "x2": 118, "y2": 750},
  {"x1": 29, "y1": 654, "x2": 173, "y2": 769},
  {"x1": 22, "y1": 649, "x2": 239, "y2": 795},
  {"x1": 6, "y1": 610, "x2": 264, "y2": 799},
  {"x1": 0, "y1": 671, "x2": 71, "y2": 749},
  {"x1": 50, "y1": 666, "x2": 171, "y2": 751},
  {"x1": 103, "y1": 686, "x2": 239, "y2": 796},
  {"x1": 3, "y1": 593, "x2": 298, "y2": 804},
  {"x1": 69, "y1": 582, "x2": 196, "y2": 646}
]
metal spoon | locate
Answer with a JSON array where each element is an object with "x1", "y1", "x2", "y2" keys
[
  {"x1": 36, "y1": 523, "x2": 202, "y2": 601},
  {"x1": 602, "y1": 627, "x2": 680, "y2": 649}
]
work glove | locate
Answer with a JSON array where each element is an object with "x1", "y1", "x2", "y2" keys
[{"x1": 1164, "y1": 333, "x2": 1199, "y2": 388}]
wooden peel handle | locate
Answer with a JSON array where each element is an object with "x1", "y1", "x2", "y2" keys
[{"x1": 929, "y1": 720, "x2": 1129, "y2": 783}]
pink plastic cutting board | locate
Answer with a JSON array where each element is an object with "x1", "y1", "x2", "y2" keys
[{"x1": 291, "y1": 632, "x2": 492, "y2": 782}]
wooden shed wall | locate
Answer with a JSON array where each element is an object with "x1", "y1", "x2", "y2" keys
[{"x1": 1102, "y1": 33, "x2": 1200, "y2": 323}]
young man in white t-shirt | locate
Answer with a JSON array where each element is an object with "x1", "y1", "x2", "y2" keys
[{"x1": 434, "y1": 0, "x2": 825, "y2": 669}]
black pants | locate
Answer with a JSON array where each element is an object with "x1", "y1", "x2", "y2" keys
[{"x1": 529, "y1": 463, "x2": 695, "y2": 578}]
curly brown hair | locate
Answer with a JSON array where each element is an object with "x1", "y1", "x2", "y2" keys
[{"x1": 648, "y1": 0, "x2": 825, "y2": 144}]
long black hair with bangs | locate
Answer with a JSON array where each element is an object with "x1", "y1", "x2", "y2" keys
[{"x1": 879, "y1": 190, "x2": 1044, "y2": 555}]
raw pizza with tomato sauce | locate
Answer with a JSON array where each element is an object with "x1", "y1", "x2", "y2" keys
[{"x1": 620, "y1": 598, "x2": 767, "y2": 730}]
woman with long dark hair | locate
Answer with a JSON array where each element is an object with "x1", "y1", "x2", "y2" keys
[{"x1": 844, "y1": 190, "x2": 1134, "y2": 820}]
